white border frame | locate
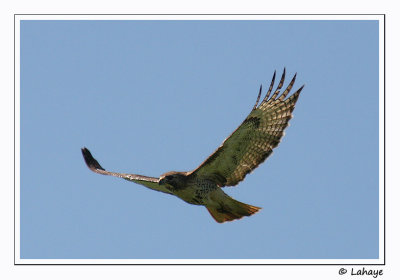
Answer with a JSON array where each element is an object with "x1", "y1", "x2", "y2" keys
[{"x1": 14, "y1": 14, "x2": 385, "y2": 265}]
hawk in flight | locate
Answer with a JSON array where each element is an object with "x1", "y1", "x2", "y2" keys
[{"x1": 82, "y1": 69, "x2": 304, "y2": 223}]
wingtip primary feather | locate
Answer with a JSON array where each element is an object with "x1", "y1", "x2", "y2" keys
[
  {"x1": 278, "y1": 72, "x2": 298, "y2": 101},
  {"x1": 289, "y1": 84, "x2": 305, "y2": 104},
  {"x1": 262, "y1": 70, "x2": 276, "y2": 102},
  {"x1": 252, "y1": 84, "x2": 263, "y2": 110},
  {"x1": 297, "y1": 84, "x2": 305, "y2": 93},
  {"x1": 81, "y1": 147, "x2": 105, "y2": 171}
]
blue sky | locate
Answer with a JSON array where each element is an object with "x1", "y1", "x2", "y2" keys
[{"x1": 20, "y1": 20, "x2": 379, "y2": 259}]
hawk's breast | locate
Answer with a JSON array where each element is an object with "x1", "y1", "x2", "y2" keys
[{"x1": 174, "y1": 178, "x2": 218, "y2": 205}]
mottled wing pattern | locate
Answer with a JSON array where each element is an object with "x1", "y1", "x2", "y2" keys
[
  {"x1": 189, "y1": 69, "x2": 304, "y2": 187},
  {"x1": 81, "y1": 148, "x2": 173, "y2": 194}
]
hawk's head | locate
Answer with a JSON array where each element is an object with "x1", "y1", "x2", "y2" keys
[{"x1": 159, "y1": 172, "x2": 188, "y2": 190}]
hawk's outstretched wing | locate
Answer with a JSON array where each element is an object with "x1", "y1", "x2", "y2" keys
[
  {"x1": 188, "y1": 69, "x2": 304, "y2": 187},
  {"x1": 81, "y1": 148, "x2": 173, "y2": 194}
]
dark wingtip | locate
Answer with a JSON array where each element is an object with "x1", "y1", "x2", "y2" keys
[
  {"x1": 252, "y1": 84, "x2": 263, "y2": 111},
  {"x1": 293, "y1": 85, "x2": 305, "y2": 101},
  {"x1": 271, "y1": 70, "x2": 276, "y2": 85},
  {"x1": 81, "y1": 147, "x2": 105, "y2": 171}
]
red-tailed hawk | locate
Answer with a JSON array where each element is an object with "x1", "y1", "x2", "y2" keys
[{"x1": 82, "y1": 69, "x2": 304, "y2": 223}]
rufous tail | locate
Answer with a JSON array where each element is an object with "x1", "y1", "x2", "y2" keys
[{"x1": 206, "y1": 196, "x2": 261, "y2": 223}]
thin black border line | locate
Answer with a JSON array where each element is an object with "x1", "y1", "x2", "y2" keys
[
  {"x1": 14, "y1": 13, "x2": 385, "y2": 266},
  {"x1": 14, "y1": 13, "x2": 385, "y2": 15},
  {"x1": 383, "y1": 13, "x2": 386, "y2": 264},
  {"x1": 14, "y1": 13, "x2": 16, "y2": 266}
]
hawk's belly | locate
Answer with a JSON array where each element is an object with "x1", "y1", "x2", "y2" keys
[{"x1": 174, "y1": 179, "x2": 218, "y2": 205}]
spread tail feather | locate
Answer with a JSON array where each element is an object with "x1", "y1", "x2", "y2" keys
[{"x1": 206, "y1": 196, "x2": 261, "y2": 223}]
